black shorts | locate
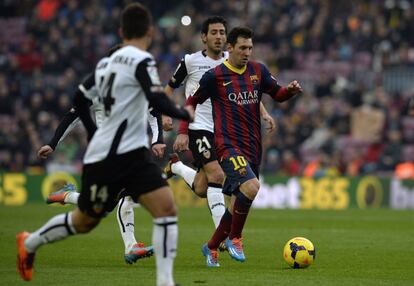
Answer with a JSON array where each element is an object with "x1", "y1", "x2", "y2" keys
[
  {"x1": 78, "y1": 147, "x2": 168, "y2": 218},
  {"x1": 188, "y1": 129, "x2": 218, "y2": 169}
]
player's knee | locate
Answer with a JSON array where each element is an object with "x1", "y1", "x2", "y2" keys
[
  {"x1": 157, "y1": 202, "x2": 178, "y2": 217},
  {"x1": 73, "y1": 218, "x2": 100, "y2": 233},
  {"x1": 193, "y1": 175, "x2": 208, "y2": 198},
  {"x1": 193, "y1": 187, "x2": 207, "y2": 198},
  {"x1": 204, "y1": 167, "x2": 225, "y2": 185},
  {"x1": 240, "y1": 179, "x2": 260, "y2": 199},
  {"x1": 206, "y1": 171, "x2": 224, "y2": 185},
  {"x1": 252, "y1": 179, "x2": 260, "y2": 191},
  {"x1": 71, "y1": 209, "x2": 100, "y2": 233}
]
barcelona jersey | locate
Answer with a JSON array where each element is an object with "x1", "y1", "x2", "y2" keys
[{"x1": 188, "y1": 60, "x2": 285, "y2": 166}]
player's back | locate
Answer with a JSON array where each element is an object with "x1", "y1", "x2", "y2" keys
[{"x1": 84, "y1": 45, "x2": 153, "y2": 164}]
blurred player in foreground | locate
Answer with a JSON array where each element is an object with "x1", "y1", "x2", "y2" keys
[
  {"x1": 37, "y1": 43, "x2": 164, "y2": 264},
  {"x1": 17, "y1": 3, "x2": 193, "y2": 285}
]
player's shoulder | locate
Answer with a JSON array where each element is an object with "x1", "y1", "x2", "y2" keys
[
  {"x1": 112, "y1": 45, "x2": 154, "y2": 63},
  {"x1": 96, "y1": 56, "x2": 110, "y2": 70},
  {"x1": 185, "y1": 50, "x2": 204, "y2": 61},
  {"x1": 184, "y1": 50, "x2": 211, "y2": 66},
  {"x1": 248, "y1": 60, "x2": 266, "y2": 69},
  {"x1": 248, "y1": 60, "x2": 270, "y2": 76},
  {"x1": 200, "y1": 66, "x2": 218, "y2": 82}
]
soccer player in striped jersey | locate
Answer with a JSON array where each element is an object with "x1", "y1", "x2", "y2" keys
[
  {"x1": 163, "y1": 16, "x2": 275, "y2": 230},
  {"x1": 186, "y1": 27, "x2": 302, "y2": 267},
  {"x1": 17, "y1": 4, "x2": 193, "y2": 285}
]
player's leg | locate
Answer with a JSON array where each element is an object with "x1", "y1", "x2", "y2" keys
[
  {"x1": 17, "y1": 207, "x2": 100, "y2": 281},
  {"x1": 192, "y1": 168, "x2": 208, "y2": 197},
  {"x1": 46, "y1": 183, "x2": 80, "y2": 205},
  {"x1": 224, "y1": 178, "x2": 259, "y2": 262},
  {"x1": 164, "y1": 153, "x2": 197, "y2": 188},
  {"x1": 138, "y1": 186, "x2": 178, "y2": 286},
  {"x1": 129, "y1": 149, "x2": 178, "y2": 286},
  {"x1": 202, "y1": 161, "x2": 226, "y2": 228},
  {"x1": 228, "y1": 177, "x2": 259, "y2": 239},
  {"x1": 164, "y1": 153, "x2": 209, "y2": 197},
  {"x1": 201, "y1": 178, "x2": 234, "y2": 267},
  {"x1": 188, "y1": 129, "x2": 226, "y2": 226},
  {"x1": 117, "y1": 195, "x2": 153, "y2": 264},
  {"x1": 204, "y1": 154, "x2": 259, "y2": 263},
  {"x1": 17, "y1": 160, "x2": 121, "y2": 281}
]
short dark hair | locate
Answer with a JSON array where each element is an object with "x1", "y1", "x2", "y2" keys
[
  {"x1": 201, "y1": 16, "x2": 227, "y2": 35},
  {"x1": 121, "y1": 3, "x2": 152, "y2": 40},
  {"x1": 227, "y1": 27, "x2": 253, "y2": 46}
]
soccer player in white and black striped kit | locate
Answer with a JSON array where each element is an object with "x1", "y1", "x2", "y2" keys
[
  {"x1": 17, "y1": 4, "x2": 193, "y2": 286},
  {"x1": 38, "y1": 45, "x2": 165, "y2": 265}
]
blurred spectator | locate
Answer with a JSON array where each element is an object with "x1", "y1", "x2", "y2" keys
[
  {"x1": 280, "y1": 150, "x2": 301, "y2": 176},
  {"x1": 1, "y1": 0, "x2": 414, "y2": 176}
]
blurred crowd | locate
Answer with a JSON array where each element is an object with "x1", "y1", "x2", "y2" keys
[{"x1": 1, "y1": 0, "x2": 414, "y2": 178}]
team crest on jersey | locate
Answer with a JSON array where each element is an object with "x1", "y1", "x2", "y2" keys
[
  {"x1": 203, "y1": 150, "x2": 211, "y2": 159},
  {"x1": 250, "y1": 75, "x2": 259, "y2": 84},
  {"x1": 239, "y1": 167, "x2": 247, "y2": 176}
]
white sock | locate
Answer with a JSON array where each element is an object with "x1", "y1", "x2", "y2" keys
[
  {"x1": 25, "y1": 212, "x2": 76, "y2": 253},
  {"x1": 206, "y1": 184, "x2": 226, "y2": 228},
  {"x1": 117, "y1": 196, "x2": 139, "y2": 253},
  {"x1": 64, "y1": 192, "x2": 80, "y2": 205},
  {"x1": 171, "y1": 161, "x2": 196, "y2": 188},
  {"x1": 153, "y1": 216, "x2": 177, "y2": 286}
]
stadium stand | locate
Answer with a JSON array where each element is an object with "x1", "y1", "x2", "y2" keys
[{"x1": 1, "y1": 0, "x2": 413, "y2": 176}]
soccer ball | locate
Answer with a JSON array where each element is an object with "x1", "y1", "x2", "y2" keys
[{"x1": 283, "y1": 237, "x2": 315, "y2": 268}]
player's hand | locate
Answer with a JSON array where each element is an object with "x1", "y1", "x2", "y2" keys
[
  {"x1": 184, "y1": 105, "x2": 195, "y2": 122},
  {"x1": 162, "y1": 115, "x2": 173, "y2": 131},
  {"x1": 287, "y1": 80, "x2": 303, "y2": 95},
  {"x1": 173, "y1": 134, "x2": 189, "y2": 152},
  {"x1": 262, "y1": 113, "x2": 276, "y2": 133},
  {"x1": 37, "y1": 145, "x2": 54, "y2": 159},
  {"x1": 151, "y1": 143, "x2": 166, "y2": 158}
]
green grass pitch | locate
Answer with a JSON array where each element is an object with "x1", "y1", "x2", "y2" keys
[{"x1": 1, "y1": 204, "x2": 413, "y2": 285}]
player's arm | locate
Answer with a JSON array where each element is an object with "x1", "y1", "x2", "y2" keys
[
  {"x1": 135, "y1": 58, "x2": 193, "y2": 121},
  {"x1": 260, "y1": 64, "x2": 302, "y2": 102},
  {"x1": 260, "y1": 102, "x2": 276, "y2": 133},
  {"x1": 73, "y1": 73, "x2": 98, "y2": 140},
  {"x1": 163, "y1": 57, "x2": 189, "y2": 131},
  {"x1": 148, "y1": 107, "x2": 166, "y2": 158},
  {"x1": 38, "y1": 72, "x2": 98, "y2": 160},
  {"x1": 37, "y1": 107, "x2": 80, "y2": 159}
]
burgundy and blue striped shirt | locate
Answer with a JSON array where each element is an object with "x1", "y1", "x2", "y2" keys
[{"x1": 186, "y1": 59, "x2": 294, "y2": 166}]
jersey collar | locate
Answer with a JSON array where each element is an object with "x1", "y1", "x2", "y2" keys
[
  {"x1": 223, "y1": 59, "x2": 246, "y2": 74},
  {"x1": 202, "y1": 49, "x2": 226, "y2": 59}
]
